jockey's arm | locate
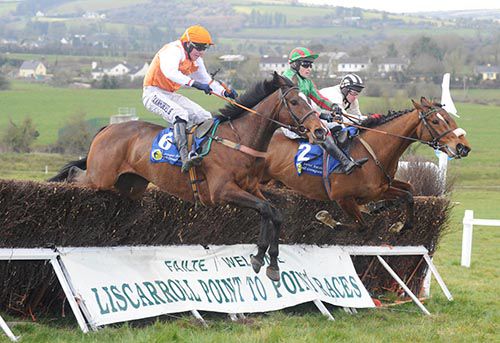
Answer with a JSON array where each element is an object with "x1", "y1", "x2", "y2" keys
[
  {"x1": 159, "y1": 46, "x2": 193, "y2": 86},
  {"x1": 308, "y1": 80, "x2": 336, "y2": 111},
  {"x1": 189, "y1": 58, "x2": 226, "y2": 96}
]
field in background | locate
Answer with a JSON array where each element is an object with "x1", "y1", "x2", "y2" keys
[{"x1": 0, "y1": 82, "x2": 498, "y2": 342}]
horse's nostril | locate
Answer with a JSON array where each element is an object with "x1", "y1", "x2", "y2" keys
[
  {"x1": 314, "y1": 128, "x2": 326, "y2": 141},
  {"x1": 457, "y1": 143, "x2": 470, "y2": 157}
]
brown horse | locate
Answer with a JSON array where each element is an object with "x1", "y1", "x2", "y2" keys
[
  {"x1": 49, "y1": 72, "x2": 328, "y2": 281},
  {"x1": 263, "y1": 97, "x2": 471, "y2": 231}
]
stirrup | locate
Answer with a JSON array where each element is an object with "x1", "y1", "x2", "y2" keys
[{"x1": 181, "y1": 153, "x2": 203, "y2": 173}]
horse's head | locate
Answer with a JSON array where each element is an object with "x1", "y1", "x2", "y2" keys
[
  {"x1": 412, "y1": 97, "x2": 471, "y2": 158},
  {"x1": 272, "y1": 72, "x2": 327, "y2": 144}
]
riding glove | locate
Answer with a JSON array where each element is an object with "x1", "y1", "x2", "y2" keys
[
  {"x1": 224, "y1": 88, "x2": 238, "y2": 99},
  {"x1": 192, "y1": 81, "x2": 212, "y2": 95},
  {"x1": 319, "y1": 111, "x2": 334, "y2": 122}
]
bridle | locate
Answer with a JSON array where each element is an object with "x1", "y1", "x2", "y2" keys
[{"x1": 418, "y1": 107, "x2": 456, "y2": 152}]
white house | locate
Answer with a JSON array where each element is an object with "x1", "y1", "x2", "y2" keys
[
  {"x1": 129, "y1": 62, "x2": 149, "y2": 81},
  {"x1": 377, "y1": 58, "x2": 408, "y2": 73},
  {"x1": 19, "y1": 60, "x2": 47, "y2": 78},
  {"x1": 91, "y1": 62, "x2": 131, "y2": 80},
  {"x1": 259, "y1": 55, "x2": 289, "y2": 75},
  {"x1": 337, "y1": 58, "x2": 371, "y2": 73}
]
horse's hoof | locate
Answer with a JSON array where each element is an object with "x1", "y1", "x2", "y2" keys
[
  {"x1": 389, "y1": 221, "x2": 404, "y2": 233},
  {"x1": 266, "y1": 266, "x2": 280, "y2": 282},
  {"x1": 250, "y1": 254, "x2": 264, "y2": 273},
  {"x1": 315, "y1": 210, "x2": 340, "y2": 229}
]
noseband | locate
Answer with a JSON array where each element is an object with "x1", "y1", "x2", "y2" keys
[
  {"x1": 418, "y1": 107, "x2": 456, "y2": 151},
  {"x1": 276, "y1": 87, "x2": 318, "y2": 136}
]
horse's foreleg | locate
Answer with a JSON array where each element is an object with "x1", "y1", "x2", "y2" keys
[
  {"x1": 379, "y1": 182, "x2": 414, "y2": 231},
  {"x1": 337, "y1": 197, "x2": 367, "y2": 229},
  {"x1": 216, "y1": 182, "x2": 281, "y2": 282}
]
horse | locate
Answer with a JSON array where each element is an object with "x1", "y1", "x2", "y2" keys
[
  {"x1": 263, "y1": 97, "x2": 471, "y2": 231},
  {"x1": 48, "y1": 72, "x2": 328, "y2": 281}
]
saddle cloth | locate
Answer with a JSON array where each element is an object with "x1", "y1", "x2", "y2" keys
[
  {"x1": 294, "y1": 126, "x2": 358, "y2": 176},
  {"x1": 149, "y1": 128, "x2": 206, "y2": 165}
]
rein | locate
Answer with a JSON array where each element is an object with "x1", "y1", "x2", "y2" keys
[
  {"x1": 340, "y1": 109, "x2": 453, "y2": 149},
  {"x1": 212, "y1": 87, "x2": 316, "y2": 135}
]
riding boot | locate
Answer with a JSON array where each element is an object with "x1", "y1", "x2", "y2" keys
[
  {"x1": 173, "y1": 119, "x2": 202, "y2": 173},
  {"x1": 322, "y1": 135, "x2": 368, "y2": 175}
]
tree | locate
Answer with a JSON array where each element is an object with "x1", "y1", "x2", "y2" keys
[
  {"x1": 0, "y1": 74, "x2": 10, "y2": 90},
  {"x1": 55, "y1": 112, "x2": 92, "y2": 154},
  {"x1": 2, "y1": 117, "x2": 39, "y2": 152},
  {"x1": 386, "y1": 43, "x2": 398, "y2": 58}
]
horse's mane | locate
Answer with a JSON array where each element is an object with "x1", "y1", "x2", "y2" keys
[
  {"x1": 216, "y1": 74, "x2": 294, "y2": 120},
  {"x1": 359, "y1": 109, "x2": 414, "y2": 129}
]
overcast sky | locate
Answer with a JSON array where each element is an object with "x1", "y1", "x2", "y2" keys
[{"x1": 299, "y1": 0, "x2": 500, "y2": 13}]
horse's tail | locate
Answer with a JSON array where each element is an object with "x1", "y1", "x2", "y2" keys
[
  {"x1": 47, "y1": 126, "x2": 108, "y2": 182},
  {"x1": 47, "y1": 157, "x2": 87, "y2": 182}
]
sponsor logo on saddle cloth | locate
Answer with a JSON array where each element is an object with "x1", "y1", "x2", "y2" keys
[
  {"x1": 150, "y1": 128, "x2": 206, "y2": 166},
  {"x1": 294, "y1": 127, "x2": 358, "y2": 176}
]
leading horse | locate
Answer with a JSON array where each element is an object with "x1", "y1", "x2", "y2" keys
[
  {"x1": 263, "y1": 97, "x2": 471, "y2": 231},
  {"x1": 49, "y1": 72, "x2": 328, "y2": 281}
]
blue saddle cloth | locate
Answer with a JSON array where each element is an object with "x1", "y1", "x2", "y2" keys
[
  {"x1": 294, "y1": 127, "x2": 358, "y2": 177},
  {"x1": 150, "y1": 128, "x2": 206, "y2": 166}
]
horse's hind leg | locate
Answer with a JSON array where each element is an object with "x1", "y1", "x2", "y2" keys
[{"x1": 115, "y1": 173, "x2": 149, "y2": 200}]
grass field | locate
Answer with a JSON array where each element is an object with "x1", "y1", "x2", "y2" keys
[{"x1": 0, "y1": 83, "x2": 499, "y2": 342}]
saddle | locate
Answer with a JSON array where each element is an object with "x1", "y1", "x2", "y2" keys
[{"x1": 189, "y1": 118, "x2": 215, "y2": 139}]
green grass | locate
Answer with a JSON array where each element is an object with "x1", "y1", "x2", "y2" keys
[
  {"x1": 47, "y1": 0, "x2": 150, "y2": 15},
  {"x1": 0, "y1": 81, "x2": 227, "y2": 146}
]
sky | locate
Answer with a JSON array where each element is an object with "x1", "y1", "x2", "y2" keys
[{"x1": 299, "y1": 0, "x2": 500, "y2": 13}]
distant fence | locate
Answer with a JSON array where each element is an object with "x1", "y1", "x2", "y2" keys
[{"x1": 461, "y1": 210, "x2": 500, "y2": 267}]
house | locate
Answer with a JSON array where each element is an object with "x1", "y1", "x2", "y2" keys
[
  {"x1": 91, "y1": 62, "x2": 130, "y2": 80},
  {"x1": 377, "y1": 58, "x2": 408, "y2": 74},
  {"x1": 475, "y1": 64, "x2": 500, "y2": 81},
  {"x1": 19, "y1": 60, "x2": 46, "y2": 78},
  {"x1": 259, "y1": 55, "x2": 289, "y2": 75},
  {"x1": 337, "y1": 58, "x2": 371, "y2": 73},
  {"x1": 129, "y1": 62, "x2": 149, "y2": 81}
]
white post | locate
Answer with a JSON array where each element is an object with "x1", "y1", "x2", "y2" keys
[
  {"x1": 44, "y1": 165, "x2": 48, "y2": 174},
  {"x1": 0, "y1": 314, "x2": 18, "y2": 342},
  {"x1": 376, "y1": 256, "x2": 431, "y2": 315},
  {"x1": 423, "y1": 254, "x2": 453, "y2": 301},
  {"x1": 461, "y1": 210, "x2": 474, "y2": 268},
  {"x1": 313, "y1": 299, "x2": 335, "y2": 320},
  {"x1": 438, "y1": 152, "x2": 448, "y2": 192}
]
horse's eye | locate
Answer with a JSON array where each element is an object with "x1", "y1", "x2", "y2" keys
[
  {"x1": 290, "y1": 100, "x2": 298, "y2": 105},
  {"x1": 432, "y1": 119, "x2": 439, "y2": 125}
]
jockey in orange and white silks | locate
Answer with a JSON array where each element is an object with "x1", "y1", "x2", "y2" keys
[{"x1": 142, "y1": 25, "x2": 237, "y2": 173}]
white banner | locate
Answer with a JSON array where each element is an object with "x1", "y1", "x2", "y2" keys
[{"x1": 59, "y1": 245, "x2": 374, "y2": 326}]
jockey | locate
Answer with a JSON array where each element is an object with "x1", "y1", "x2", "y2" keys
[
  {"x1": 142, "y1": 25, "x2": 238, "y2": 173},
  {"x1": 282, "y1": 47, "x2": 367, "y2": 175},
  {"x1": 320, "y1": 73, "x2": 374, "y2": 125}
]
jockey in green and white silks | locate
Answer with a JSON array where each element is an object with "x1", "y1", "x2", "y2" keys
[
  {"x1": 281, "y1": 47, "x2": 368, "y2": 175},
  {"x1": 320, "y1": 73, "x2": 366, "y2": 125}
]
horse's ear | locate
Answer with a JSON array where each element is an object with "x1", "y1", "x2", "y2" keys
[
  {"x1": 412, "y1": 99, "x2": 423, "y2": 111},
  {"x1": 274, "y1": 72, "x2": 294, "y2": 88},
  {"x1": 420, "y1": 97, "x2": 432, "y2": 107}
]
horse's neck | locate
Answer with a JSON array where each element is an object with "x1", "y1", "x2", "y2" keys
[
  {"x1": 227, "y1": 93, "x2": 279, "y2": 152},
  {"x1": 361, "y1": 110, "x2": 420, "y2": 165}
]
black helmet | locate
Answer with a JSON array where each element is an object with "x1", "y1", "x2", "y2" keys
[{"x1": 340, "y1": 73, "x2": 364, "y2": 93}]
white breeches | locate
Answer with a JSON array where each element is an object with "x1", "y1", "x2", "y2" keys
[{"x1": 142, "y1": 86, "x2": 211, "y2": 125}]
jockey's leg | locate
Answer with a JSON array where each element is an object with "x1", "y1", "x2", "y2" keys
[
  {"x1": 322, "y1": 135, "x2": 368, "y2": 175},
  {"x1": 143, "y1": 87, "x2": 202, "y2": 173},
  {"x1": 173, "y1": 118, "x2": 202, "y2": 173}
]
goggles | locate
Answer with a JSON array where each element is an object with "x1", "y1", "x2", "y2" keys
[
  {"x1": 190, "y1": 42, "x2": 210, "y2": 51},
  {"x1": 299, "y1": 61, "x2": 313, "y2": 69}
]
